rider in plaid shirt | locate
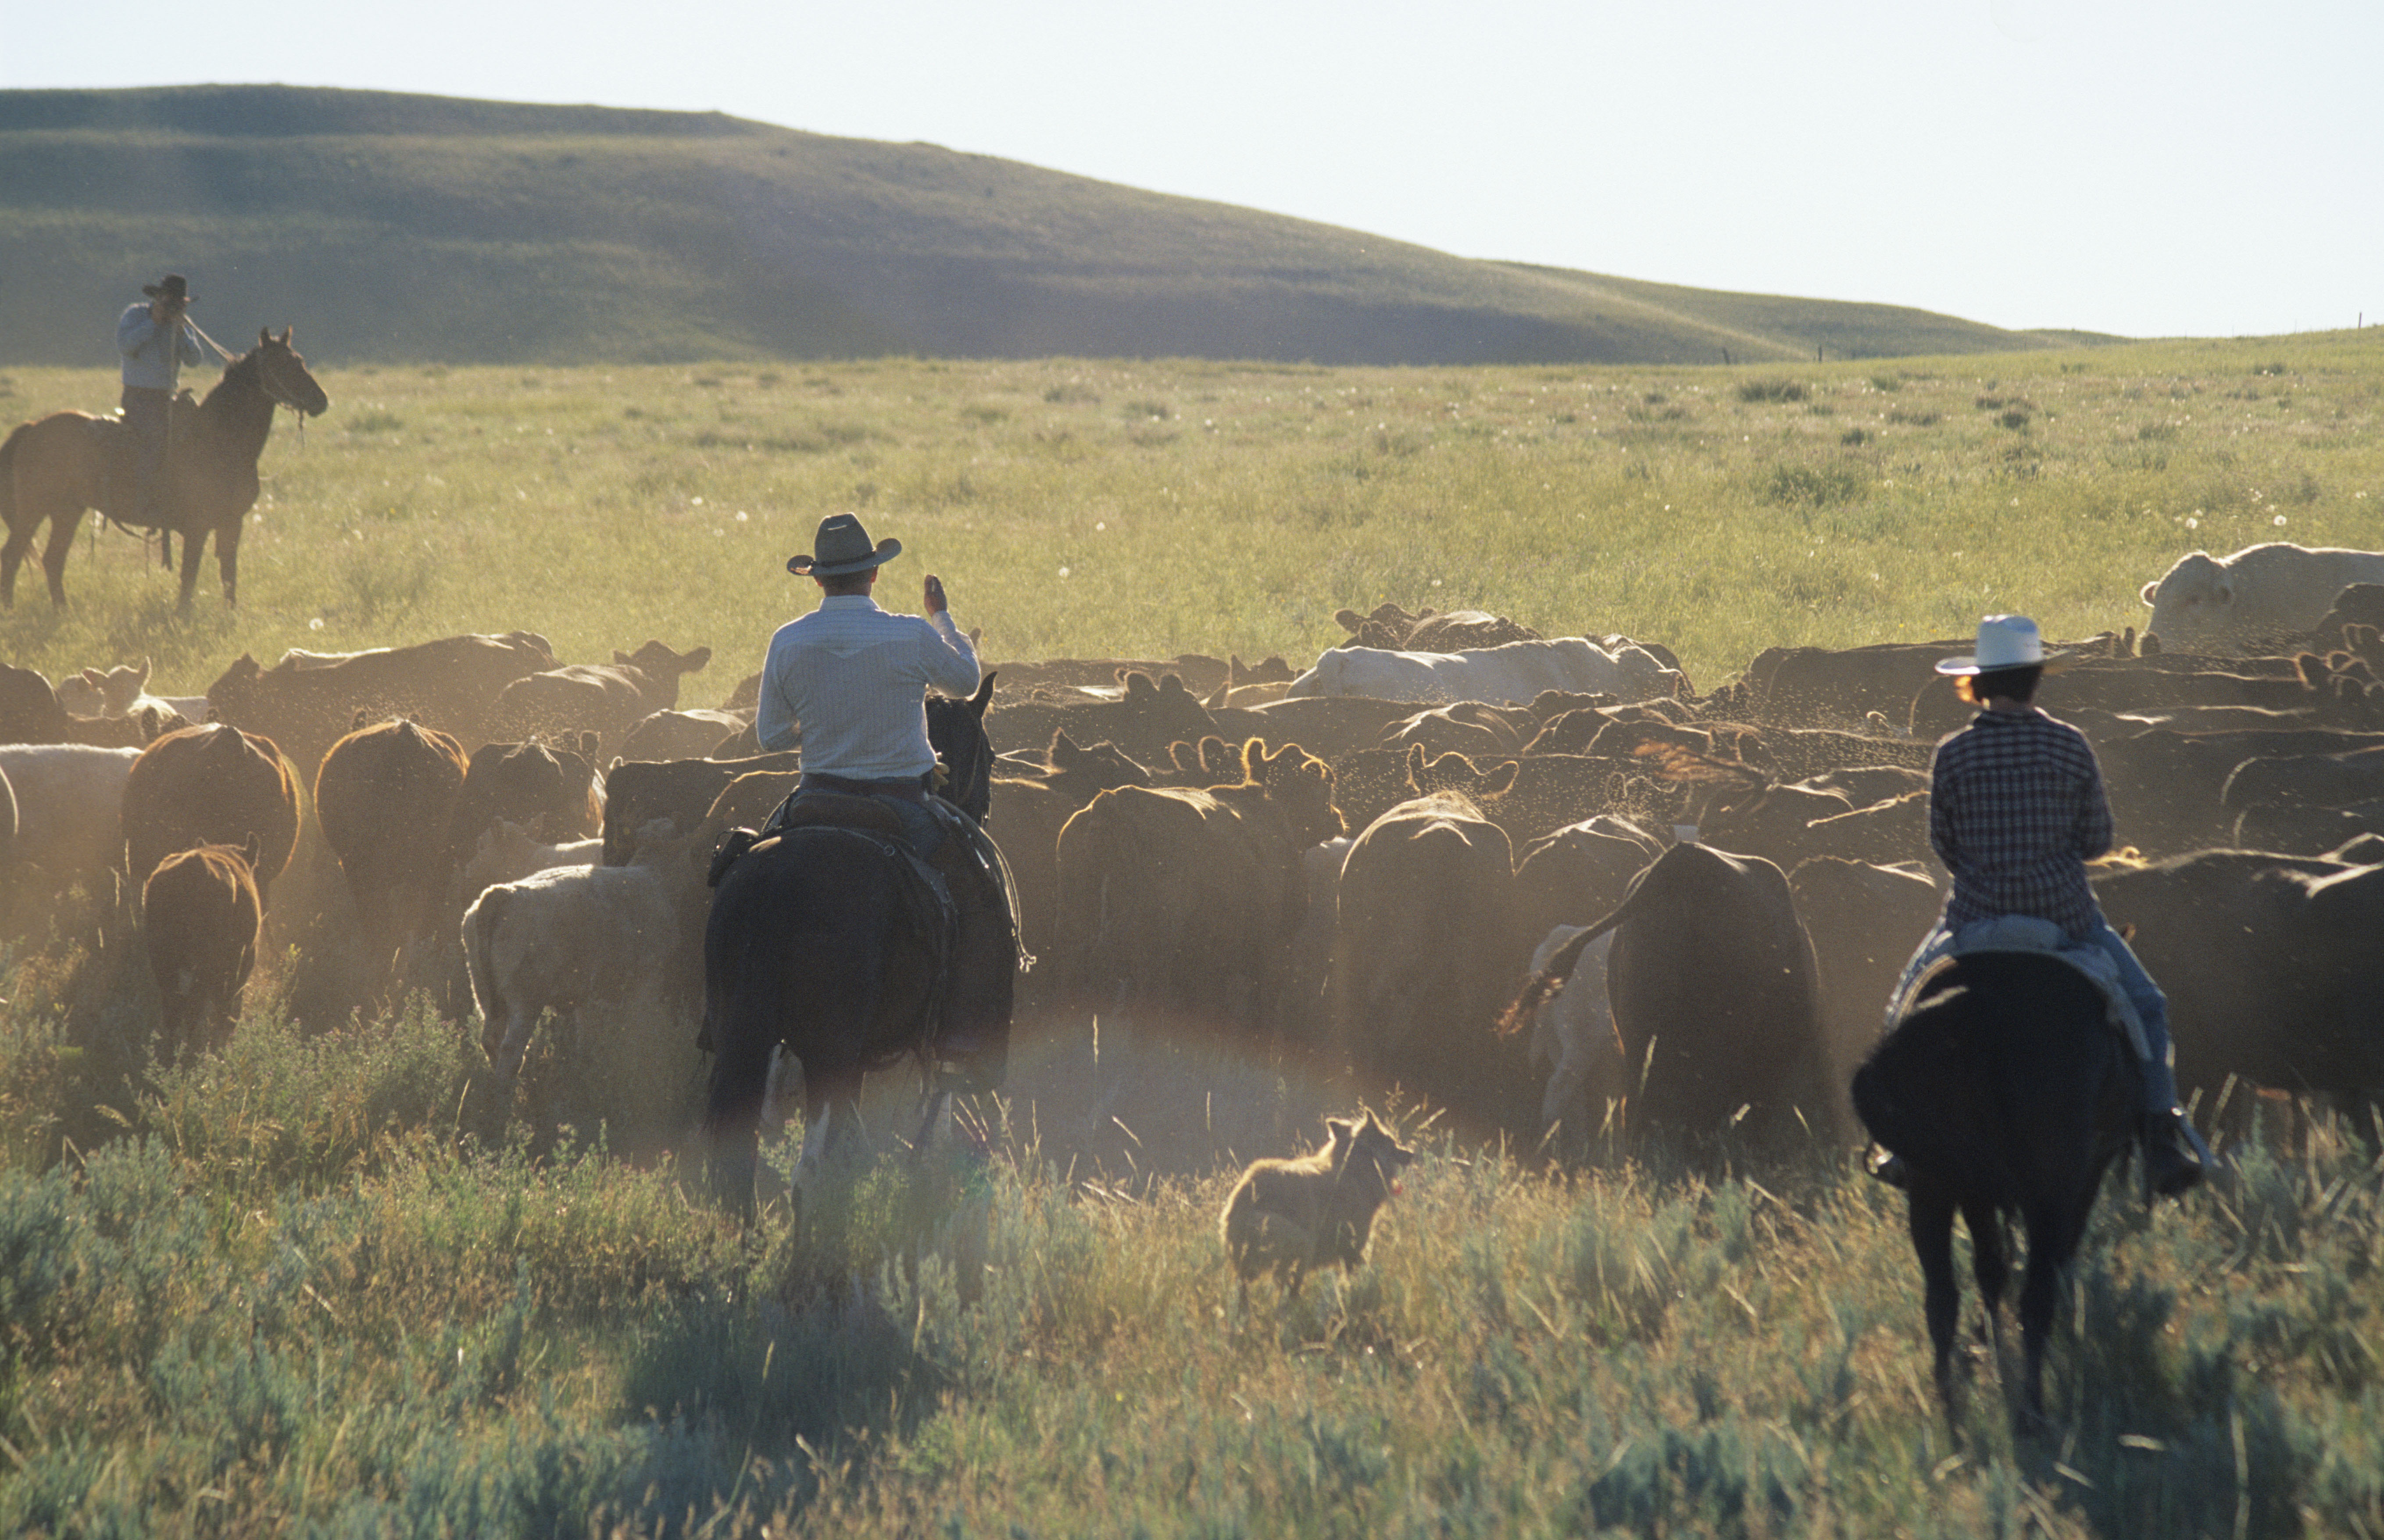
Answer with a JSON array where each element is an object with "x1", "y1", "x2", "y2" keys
[{"x1": 1881, "y1": 615, "x2": 2206, "y2": 1197}]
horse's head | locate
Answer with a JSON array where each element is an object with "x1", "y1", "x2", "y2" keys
[
  {"x1": 253, "y1": 326, "x2": 330, "y2": 418},
  {"x1": 928, "y1": 671, "x2": 997, "y2": 823}
]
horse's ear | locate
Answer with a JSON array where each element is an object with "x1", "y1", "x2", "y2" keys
[
  {"x1": 971, "y1": 671, "x2": 995, "y2": 714},
  {"x1": 259, "y1": 327, "x2": 272, "y2": 347},
  {"x1": 278, "y1": 325, "x2": 292, "y2": 345}
]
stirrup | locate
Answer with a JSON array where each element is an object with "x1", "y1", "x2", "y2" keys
[{"x1": 2141, "y1": 1109, "x2": 2208, "y2": 1200}]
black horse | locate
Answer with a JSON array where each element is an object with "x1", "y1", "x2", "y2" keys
[
  {"x1": 1852, "y1": 951, "x2": 2134, "y2": 1420},
  {"x1": 701, "y1": 675, "x2": 999, "y2": 1216}
]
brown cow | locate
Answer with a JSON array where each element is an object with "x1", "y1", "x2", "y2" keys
[
  {"x1": 491, "y1": 640, "x2": 713, "y2": 752},
  {"x1": 205, "y1": 632, "x2": 556, "y2": 778},
  {"x1": 616, "y1": 707, "x2": 751, "y2": 764},
  {"x1": 1332, "y1": 791, "x2": 1532, "y2": 1136},
  {"x1": 989, "y1": 732, "x2": 1154, "y2": 969},
  {"x1": 1054, "y1": 739, "x2": 1341, "y2": 1035},
  {"x1": 599, "y1": 751, "x2": 805, "y2": 867},
  {"x1": 315, "y1": 716, "x2": 472, "y2": 982},
  {"x1": 122, "y1": 724, "x2": 300, "y2": 907},
  {"x1": 142, "y1": 836, "x2": 263, "y2": 1065}
]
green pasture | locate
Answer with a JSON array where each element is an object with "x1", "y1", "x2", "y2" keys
[
  {"x1": 5, "y1": 329, "x2": 2380, "y2": 699},
  {"x1": 6, "y1": 332, "x2": 2384, "y2": 1534}
]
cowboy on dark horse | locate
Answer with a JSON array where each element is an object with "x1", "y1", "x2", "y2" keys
[
  {"x1": 1871, "y1": 614, "x2": 2211, "y2": 1198},
  {"x1": 115, "y1": 273, "x2": 207, "y2": 525},
  {"x1": 751, "y1": 512, "x2": 1016, "y2": 1084}
]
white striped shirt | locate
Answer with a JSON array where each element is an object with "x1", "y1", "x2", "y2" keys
[{"x1": 755, "y1": 595, "x2": 980, "y2": 779}]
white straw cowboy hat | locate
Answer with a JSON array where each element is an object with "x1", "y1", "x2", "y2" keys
[
  {"x1": 786, "y1": 513, "x2": 901, "y2": 578},
  {"x1": 1936, "y1": 614, "x2": 2066, "y2": 675}
]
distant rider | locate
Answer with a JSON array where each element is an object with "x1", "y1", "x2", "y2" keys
[
  {"x1": 1875, "y1": 614, "x2": 2209, "y2": 1197},
  {"x1": 115, "y1": 273, "x2": 206, "y2": 525},
  {"x1": 755, "y1": 512, "x2": 1013, "y2": 1081}
]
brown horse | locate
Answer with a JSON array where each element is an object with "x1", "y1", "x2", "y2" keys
[{"x1": 0, "y1": 327, "x2": 329, "y2": 610}]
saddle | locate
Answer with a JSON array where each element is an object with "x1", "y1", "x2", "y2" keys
[
  {"x1": 88, "y1": 390, "x2": 200, "y2": 526},
  {"x1": 1896, "y1": 916, "x2": 2151, "y2": 1062}
]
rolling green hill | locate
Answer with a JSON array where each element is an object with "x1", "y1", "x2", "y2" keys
[{"x1": 0, "y1": 85, "x2": 2119, "y2": 368}]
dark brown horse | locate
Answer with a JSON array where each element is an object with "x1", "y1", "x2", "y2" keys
[{"x1": 0, "y1": 327, "x2": 329, "y2": 610}]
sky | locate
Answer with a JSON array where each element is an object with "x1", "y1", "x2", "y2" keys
[{"x1": 7, "y1": 0, "x2": 2377, "y2": 340}]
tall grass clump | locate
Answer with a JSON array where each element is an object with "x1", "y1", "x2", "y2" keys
[{"x1": 1738, "y1": 377, "x2": 1810, "y2": 402}]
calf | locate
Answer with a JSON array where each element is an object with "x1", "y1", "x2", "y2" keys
[
  {"x1": 1526, "y1": 922, "x2": 1618, "y2": 1147},
  {"x1": 1220, "y1": 1112, "x2": 1414, "y2": 1301},
  {"x1": 600, "y1": 750, "x2": 803, "y2": 866},
  {"x1": 142, "y1": 837, "x2": 263, "y2": 1065},
  {"x1": 464, "y1": 829, "x2": 710, "y2": 1083}
]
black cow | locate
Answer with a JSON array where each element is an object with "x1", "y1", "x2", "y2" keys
[
  {"x1": 2096, "y1": 851, "x2": 2384, "y2": 1114},
  {"x1": 1501, "y1": 841, "x2": 1829, "y2": 1157}
]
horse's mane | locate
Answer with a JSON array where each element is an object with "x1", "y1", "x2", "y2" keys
[{"x1": 197, "y1": 345, "x2": 264, "y2": 416}]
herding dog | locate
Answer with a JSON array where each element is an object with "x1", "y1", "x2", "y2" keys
[{"x1": 1219, "y1": 1112, "x2": 1414, "y2": 1302}]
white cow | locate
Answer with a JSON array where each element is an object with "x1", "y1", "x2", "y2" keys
[
  {"x1": 0, "y1": 745, "x2": 142, "y2": 887},
  {"x1": 458, "y1": 819, "x2": 602, "y2": 903},
  {"x1": 54, "y1": 658, "x2": 208, "y2": 724},
  {"x1": 2141, "y1": 543, "x2": 2384, "y2": 655},
  {"x1": 1286, "y1": 637, "x2": 1682, "y2": 704},
  {"x1": 1527, "y1": 921, "x2": 1618, "y2": 1140},
  {"x1": 463, "y1": 829, "x2": 707, "y2": 1082}
]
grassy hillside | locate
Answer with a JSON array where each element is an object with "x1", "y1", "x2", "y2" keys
[{"x1": 0, "y1": 84, "x2": 2116, "y2": 369}]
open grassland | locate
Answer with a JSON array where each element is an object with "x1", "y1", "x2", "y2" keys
[
  {"x1": 6, "y1": 331, "x2": 2384, "y2": 1535},
  {"x1": 4, "y1": 329, "x2": 2381, "y2": 702}
]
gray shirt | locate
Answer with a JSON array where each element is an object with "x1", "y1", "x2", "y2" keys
[
  {"x1": 756, "y1": 594, "x2": 981, "y2": 778},
  {"x1": 117, "y1": 303, "x2": 204, "y2": 392}
]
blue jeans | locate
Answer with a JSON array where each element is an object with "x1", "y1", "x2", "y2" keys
[{"x1": 1888, "y1": 913, "x2": 2179, "y2": 1113}]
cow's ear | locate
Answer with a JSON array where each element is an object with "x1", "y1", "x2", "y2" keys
[
  {"x1": 1325, "y1": 1116, "x2": 1355, "y2": 1142},
  {"x1": 577, "y1": 731, "x2": 601, "y2": 759},
  {"x1": 351, "y1": 707, "x2": 370, "y2": 730},
  {"x1": 613, "y1": 650, "x2": 635, "y2": 665},
  {"x1": 242, "y1": 832, "x2": 262, "y2": 866},
  {"x1": 1333, "y1": 608, "x2": 1362, "y2": 633},
  {"x1": 1160, "y1": 674, "x2": 1190, "y2": 698},
  {"x1": 1239, "y1": 737, "x2": 1265, "y2": 783},
  {"x1": 2139, "y1": 581, "x2": 2159, "y2": 604},
  {"x1": 135, "y1": 657, "x2": 152, "y2": 686},
  {"x1": 1050, "y1": 729, "x2": 1079, "y2": 766},
  {"x1": 1121, "y1": 671, "x2": 1153, "y2": 697},
  {"x1": 683, "y1": 646, "x2": 713, "y2": 672},
  {"x1": 1481, "y1": 761, "x2": 1522, "y2": 797}
]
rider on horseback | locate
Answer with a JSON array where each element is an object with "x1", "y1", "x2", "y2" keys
[
  {"x1": 115, "y1": 274, "x2": 205, "y2": 525},
  {"x1": 755, "y1": 513, "x2": 1015, "y2": 1081},
  {"x1": 1875, "y1": 615, "x2": 2209, "y2": 1198}
]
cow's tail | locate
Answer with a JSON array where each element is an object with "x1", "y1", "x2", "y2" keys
[
  {"x1": 1494, "y1": 889, "x2": 1638, "y2": 1038},
  {"x1": 464, "y1": 886, "x2": 508, "y2": 1029}
]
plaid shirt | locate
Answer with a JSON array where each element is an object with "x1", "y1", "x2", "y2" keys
[{"x1": 1930, "y1": 707, "x2": 2113, "y2": 935}]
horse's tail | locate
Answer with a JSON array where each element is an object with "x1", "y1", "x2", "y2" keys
[{"x1": 0, "y1": 422, "x2": 26, "y2": 527}]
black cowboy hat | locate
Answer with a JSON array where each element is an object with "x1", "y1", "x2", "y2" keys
[
  {"x1": 786, "y1": 513, "x2": 901, "y2": 578},
  {"x1": 141, "y1": 274, "x2": 194, "y2": 304}
]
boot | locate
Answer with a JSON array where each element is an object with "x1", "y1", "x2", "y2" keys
[
  {"x1": 2141, "y1": 1108, "x2": 2209, "y2": 1199},
  {"x1": 1865, "y1": 1144, "x2": 1910, "y2": 1190}
]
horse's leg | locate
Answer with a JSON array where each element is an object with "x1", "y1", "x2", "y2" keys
[
  {"x1": 216, "y1": 520, "x2": 242, "y2": 607},
  {"x1": 2016, "y1": 1198, "x2": 2092, "y2": 1426},
  {"x1": 0, "y1": 510, "x2": 33, "y2": 607},
  {"x1": 1908, "y1": 1177, "x2": 1963, "y2": 1414},
  {"x1": 1962, "y1": 1197, "x2": 2010, "y2": 1357},
  {"x1": 704, "y1": 1028, "x2": 775, "y2": 1221},
  {"x1": 177, "y1": 525, "x2": 207, "y2": 610},
  {"x1": 39, "y1": 507, "x2": 83, "y2": 607}
]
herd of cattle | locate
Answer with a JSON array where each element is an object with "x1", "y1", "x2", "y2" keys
[{"x1": 6, "y1": 540, "x2": 2384, "y2": 1161}]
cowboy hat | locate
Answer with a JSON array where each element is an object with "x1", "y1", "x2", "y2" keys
[
  {"x1": 141, "y1": 274, "x2": 194, "y2": 304},
  {"x1": 1936, "y1": 614, "x2": 2067, "y2": 675},
  {"x1": 786, "y1": 513, "x2": 901, "y2": 577}
]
